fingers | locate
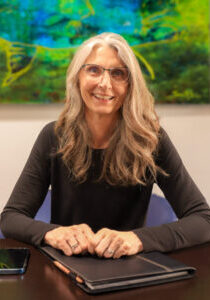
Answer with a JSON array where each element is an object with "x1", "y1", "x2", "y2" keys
[
  {"x1": 44, "y1": 228, "x2": 73, "y2": 256},
  {"x1": 44, "y1": 226, "x2": 143, "y2": 259},
  {"x1": 80, "y1": 224, "x2": 95, "y2": 255},
  {"x1": 94, "y1": 228, "x2": 123, "y2": 258},
  {"x1": 69, "y1": 226, "x2": 87, "y2": 255},
  {"x1": 95, "y1": 232, "x2": 112, "y2": 257},
  {"x1": 93, "y1": 229, "x2": 143, "y2": 259},
  {"x1": 66, "y1": 231, "x2": 82, "y2": 255},
  {"x1": 44, "y1": 224, "x2": 95, "y2": 256},
  {"x1": 92, "y1": 229, "x2": 106, "y2": 253},
  {"x1": 58, "y1": 239, "x2": 73, "y2": 256},
  {"x1": 113, "y1": 242, "x2": 130, "y2": 259}
]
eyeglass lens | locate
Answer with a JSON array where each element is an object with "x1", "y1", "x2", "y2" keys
[{"x1": 83, "y1": 64, "x2": 128, "y2": 82}]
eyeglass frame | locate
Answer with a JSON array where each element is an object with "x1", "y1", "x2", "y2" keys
[{"x1": 80, "y1": 64, "x2": 130, "y2": 82}]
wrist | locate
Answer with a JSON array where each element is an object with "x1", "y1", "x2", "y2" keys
[
  {"x1": 132, "y1": 232, "x2": 143, "y2": 252},
  {"x1": 43, "y1": 230, "x2": 52, "y2": 244}
]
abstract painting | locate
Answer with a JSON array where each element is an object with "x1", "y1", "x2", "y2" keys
[{"x1": 0, "y1": 0, "x2": 209, "y2": 103}]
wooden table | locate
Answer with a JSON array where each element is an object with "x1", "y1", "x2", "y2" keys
[{"x1": 0, "y1": 239, "x2": 210, "y2": 300}]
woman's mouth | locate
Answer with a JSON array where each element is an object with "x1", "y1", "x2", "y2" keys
[{"x1": 93, "y1": 94, "x2": 114, "y2": 101}]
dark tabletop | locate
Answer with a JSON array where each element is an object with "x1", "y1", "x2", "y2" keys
[{"x1": 0, "y1": 239, "x2": 210, "y2": 300}]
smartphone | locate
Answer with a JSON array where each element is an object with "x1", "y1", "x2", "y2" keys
[{"x1": 0, "y1": 248, "x2": 30, "y2": 275}]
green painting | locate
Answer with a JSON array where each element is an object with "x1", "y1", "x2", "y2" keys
[{"x1": 0, "y1": 0, "x2": 209, "y2": 104}]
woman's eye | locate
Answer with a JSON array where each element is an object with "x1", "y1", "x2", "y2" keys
[
  {"x1": 111, "y1": 69, "x2": 124, "y2": 78},
  {"x1": 87, "y1": 66, "x2": 101, "y2": 75}
]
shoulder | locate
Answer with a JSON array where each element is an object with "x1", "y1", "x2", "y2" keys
[
  {"x1": 40, "y1": 121, "x2": 56, "y2": 135},
  {"x1": 155, "y1": 126, "x2": 182, "y2": 171},
  {"x1": 38, "y1": 121, "x2": 57, "y2": 141},
  {"x1": 157, "y1": 126, "x2": 174, "y2": 152},
  {"x1": 34, "y1": 121, "x2": 57, "y2": 150},
  {"x1": 158, "y1": 126, "x2": 169, "y2": 142}
]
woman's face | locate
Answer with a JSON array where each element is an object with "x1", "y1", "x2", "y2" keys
[{"x1": 78, "y1": 45, "x2": 128, "y2": 118}]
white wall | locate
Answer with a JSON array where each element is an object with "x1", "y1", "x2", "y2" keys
[
  {"x1": 0, "y1": 104, "x2": 62, "y2": 213},
  {"x1": 0, "y1": 104, "x2": 210, "y2": 213},
  {"x1": 152, "y1": 105, "x2": 210, "y2": 202}
]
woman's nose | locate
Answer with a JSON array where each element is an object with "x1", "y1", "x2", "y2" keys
[{"x1": 98, "y1": 70, "x2": 112, "y2": 88}]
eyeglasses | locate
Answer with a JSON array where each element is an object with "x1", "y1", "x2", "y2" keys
[{"x1": 81, "y1": 64, "x2": 129, "y2": 82}]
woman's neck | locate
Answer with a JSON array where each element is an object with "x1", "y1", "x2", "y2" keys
[{"x1": 85, "y1": 112, "x2": 118, "y2": 149}]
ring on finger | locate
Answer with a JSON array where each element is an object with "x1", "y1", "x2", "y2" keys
[
  {"x1": 71, "y1": 242, "x2": 79, "y2": 250},
  {"x1": 107, "y1": 249, "x2": 114, "y2": 255}
]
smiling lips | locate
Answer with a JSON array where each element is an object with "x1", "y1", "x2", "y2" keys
[{"x1": 93, "y1": 93, "x2": 115, "y2": 101}]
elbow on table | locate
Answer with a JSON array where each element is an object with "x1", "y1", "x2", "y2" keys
[{"x1": 0, "y1": 211, "x2": 10, "y2": 238}]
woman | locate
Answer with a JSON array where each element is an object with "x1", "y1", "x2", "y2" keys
[{"x1": 1, "y1": 33, "x2": 210, "y2": 259}]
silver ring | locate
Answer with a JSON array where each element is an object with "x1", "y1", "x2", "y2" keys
[
  {"x1": 71, "y1": 243, "x2": 79, "y2": 250},
  {"x1": 107, "y1": 249, "x2": 114, "y2": 255}
]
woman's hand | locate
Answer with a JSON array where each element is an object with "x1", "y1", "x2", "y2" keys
[
  {"x1": 93, "y1": 228, "x2": 143, "y2": 259},
  {"x1": 44, "y1": 224, "x2": 95, "y2": 256}
]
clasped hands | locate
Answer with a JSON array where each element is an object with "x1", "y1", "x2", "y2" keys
[{"x1": 44, "y1": 224, "x2": 143, "y2": 259}]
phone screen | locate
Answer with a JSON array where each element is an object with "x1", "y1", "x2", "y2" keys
[{"x1": 0, "y1": 248, "x2": 30, "y2": 274}]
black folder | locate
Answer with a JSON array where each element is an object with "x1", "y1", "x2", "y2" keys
[{"x1": 40, "y1": 245, "x2": 196, "y2": 294}]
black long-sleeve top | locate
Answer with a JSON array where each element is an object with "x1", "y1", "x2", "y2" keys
[{"x1": 1, "y1": 121, "x2": 210, "y2": 252}]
